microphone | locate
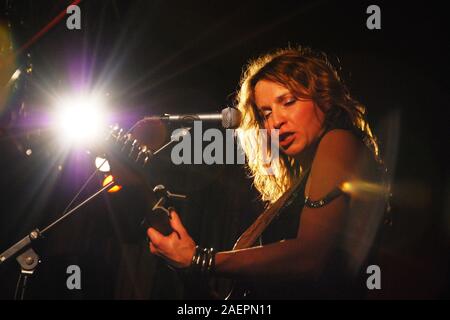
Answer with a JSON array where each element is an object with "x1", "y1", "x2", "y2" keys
[{"x1": 144, "y1": 107, "x2": 241, "y2": 129}]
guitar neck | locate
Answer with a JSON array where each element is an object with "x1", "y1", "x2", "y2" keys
[{"x1": 233, "y1": 173, "x2": 306, "y2": 250}]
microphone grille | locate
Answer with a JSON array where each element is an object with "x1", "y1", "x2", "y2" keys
[{"x1": 221, "y1": 107, "x2": 241, "y2": 129}]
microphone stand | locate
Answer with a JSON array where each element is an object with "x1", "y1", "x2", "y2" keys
[{"x1": 0, "y1": 180, "x2": 115, "y2": 300}]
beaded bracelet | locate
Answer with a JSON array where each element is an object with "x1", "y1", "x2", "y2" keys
[{"x1": 189, "y1": 245, "x2": 216, "y2": 275}]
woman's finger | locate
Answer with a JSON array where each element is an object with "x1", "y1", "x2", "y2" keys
[
  {"x1": 147, "y1": 227, "x2": 163, "y2": 246},
  {"x1": 149, "y1": 241, "x2": 158, "y2": 255},
  {"x1": 169, "y1": 210, "x2": 188, "y2": 236}
]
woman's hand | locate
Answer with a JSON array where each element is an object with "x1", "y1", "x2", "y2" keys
[{"x1": 147, "y1": 209, "x2": 196, "y2": 269}]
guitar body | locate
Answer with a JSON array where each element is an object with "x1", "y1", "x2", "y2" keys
[{"x1": 225, "y1": 281, "x2": 253, "y2": 300}]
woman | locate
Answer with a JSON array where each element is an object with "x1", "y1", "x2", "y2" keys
[{"x1": 147, "y1": 47, "x2": 386, "y2": 299}]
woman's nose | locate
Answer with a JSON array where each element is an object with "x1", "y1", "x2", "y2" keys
[{"x1": 271, "y1": 107, "x2": 286, "y2": 129}]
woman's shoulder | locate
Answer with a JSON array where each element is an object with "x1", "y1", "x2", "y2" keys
[
  {"x1": 307, "y1": 128, "x2": 376, "y2": 199},
  {"x1": 319, "y1": 128, "x2": 364, "y2": 151},
  {"x1": 315, "y1": 128, "x2": 367, "y2": 167}
]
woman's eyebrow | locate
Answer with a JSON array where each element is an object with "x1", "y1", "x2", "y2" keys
[
  {"x1": 255, "y1": 101, "x2": 270, "y2": 110},
  {"x1": 255, "y1": 91, "x2": 292, "y2": 109},
  {"x1": 275, "y1": 92, "x2": 292, "y2": 102}
]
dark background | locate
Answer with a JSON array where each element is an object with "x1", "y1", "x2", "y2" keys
[{"x1": 0, "y1": 0, "x2": 448, "y2": 299}]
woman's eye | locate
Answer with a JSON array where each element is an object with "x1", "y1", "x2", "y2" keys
[
  {"x1": 261, "y1": 110, "x2": 271, "y2": 118},
  {"x1": 284, "y1": 99, "x2": 296, "y2": 106}
]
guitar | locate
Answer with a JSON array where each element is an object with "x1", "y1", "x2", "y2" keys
[
  {"x1": 102, "y1": 122, "x2": 306, "y2": 299},
  {"x1": 224, "y1": 171, "x2": 308, "y2": 299}
]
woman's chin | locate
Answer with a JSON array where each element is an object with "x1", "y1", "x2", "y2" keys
[{"x1": 281, "y1": 144, "x2": 304, "y2": 158}]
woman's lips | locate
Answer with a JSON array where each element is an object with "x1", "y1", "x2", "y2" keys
[{"x1": 279, "y1": 132, "x2": 295, "y2": 148}]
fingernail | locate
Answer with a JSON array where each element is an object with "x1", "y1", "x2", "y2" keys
[{"x1": 168, "y1": 206, "x2": 175, "y2": 212}]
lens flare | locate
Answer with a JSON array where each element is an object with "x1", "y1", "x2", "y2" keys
[
  {"x1": 0, "y1": 22, "x2": 18, "y2": 115},
  {"x1": 340, "y1": 180, "x2": 388, "y2": 199},
  {"x1": 53, "y1": 94, "x2": 107, "y2": 145},
  {"x1": 102, "y1": 174, "x2": 122, "y2": 193}
]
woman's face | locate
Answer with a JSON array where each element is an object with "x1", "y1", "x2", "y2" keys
[{"x1": 254, "y1": 79, "x2": 325, "y2": 158}]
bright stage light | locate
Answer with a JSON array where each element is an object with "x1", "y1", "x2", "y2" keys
[{"x1": 54, "y1": 94, "x2": 107, "y2": 145}]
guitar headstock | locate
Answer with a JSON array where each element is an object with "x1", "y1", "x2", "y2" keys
[
  {"x1": 106, "y1": 125, "x2": 154, "y2": 168},
  {"x1": 96, "y1": 124, "x2": 159, "y2": 190},
  {"x1": 97, "y1": 117, "x2": 168, "y2": 187}
]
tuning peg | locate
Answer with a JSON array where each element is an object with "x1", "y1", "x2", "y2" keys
[
  {"x1": 120, "y1": 134, "x2": 133, "y2": 153},
  {"x1": 143, "y1": 150, "x2": 153, "y2": 166},
  {"x1": 129, "y1": 139, "x2": 139, "y2": 158}
]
